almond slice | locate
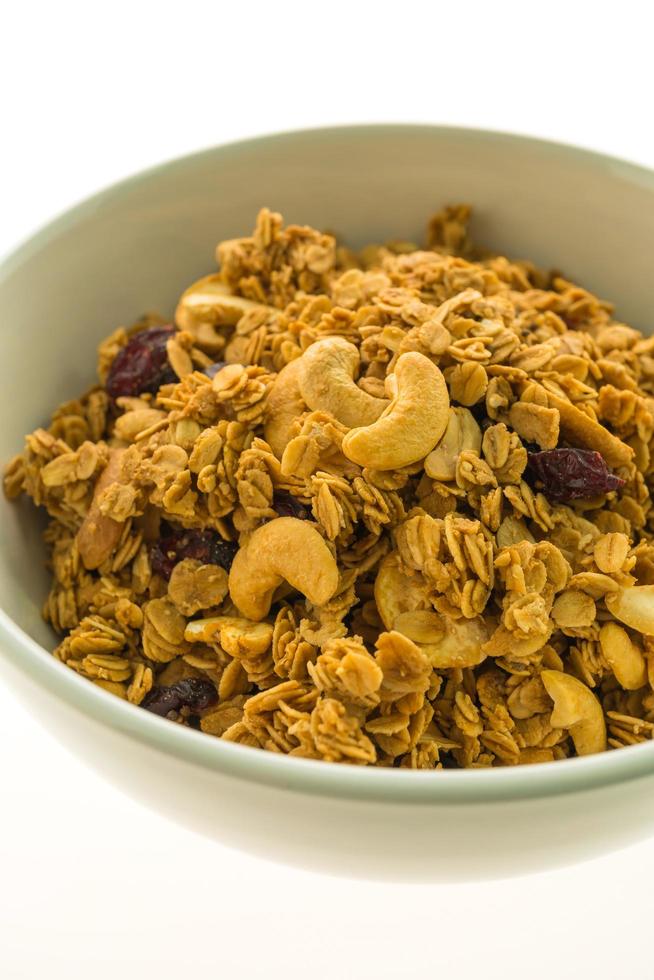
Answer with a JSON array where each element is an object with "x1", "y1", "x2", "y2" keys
[
  {"x1": 546, "y1": 390, "x2": 632, "y2": 468},
  {"x1": 76, "y1": 448, "x2": 126, "y2": 570},
  {"x1": 605, "y1": 585, "x2": 654, "y2": 635},
  {"x1": 519, "y1": 382, "x2": 633, "y2": 468}
]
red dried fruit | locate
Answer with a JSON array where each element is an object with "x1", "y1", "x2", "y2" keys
[
  {"x1": 207, "y1": 535, "x2": 240, "y2": 571},
  {"x1": 272, "y1": 490, "x2": 311, "y2": 520},
  {"x1": 527, "y1": 448, "x2": 625, "y2": 503},
  {"x1": 106, "y1": 326, "x2": 177, "y2": 399},
  {"x1": 142, "y1": 677, "x2": 217, "y2": 717},
  {"x1": 150, "y1": 524, "x2": 238, "y2": 580}
]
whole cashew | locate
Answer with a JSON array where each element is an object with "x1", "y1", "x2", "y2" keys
[
  {"x1": 342, "y1": 352, "x2": 450, "y2": 470},
  {"x1": 424, "y1": 407, "x2": 482, "y2": 481},
  {"x1": 541, "y1": 669, "x2": 607, "y2": 756},
  {"x1": 298, "y1": 337, "x2": 388, "y2": 428},
  {"x1": 76, "y1": 447, "x2": 126, "y2": 570},
  {"x1": 263, "y1": 357, "x2": 306, "y2": 458},
  {"x1": 605, "y1": 585, "x2": 654, "y2": 635},
  {"x1": 228, "y1": 517, "x2": 339, "y2": 620},
  {"x1": 599, "y1": 622, "x2": 647, "y2": 690}
]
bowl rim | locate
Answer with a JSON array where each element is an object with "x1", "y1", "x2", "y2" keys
[{"x1": 2, "y1": 122, "x2": 654, "y2": 806}]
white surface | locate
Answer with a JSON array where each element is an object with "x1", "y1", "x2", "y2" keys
[{"x1": 1, "y1": 2, "x2": 652, "y2": 977}]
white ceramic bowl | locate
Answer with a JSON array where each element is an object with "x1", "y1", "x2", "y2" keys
[{"x1": 2, "y1": 125, "x2": 654, "y2": 883}]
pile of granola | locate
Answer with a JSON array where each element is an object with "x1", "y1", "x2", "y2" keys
[{"x1": 5, "y1": 205, "x2": 654, "y2": 768}]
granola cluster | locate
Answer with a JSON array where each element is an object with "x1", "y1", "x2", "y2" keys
[{"x1": 5, "y1": 204, "x2": 654, "y2": 768}]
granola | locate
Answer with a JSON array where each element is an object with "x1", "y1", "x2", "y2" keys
[{"x1": 6, "y1": 205, "x2": 654, "y2": 769}]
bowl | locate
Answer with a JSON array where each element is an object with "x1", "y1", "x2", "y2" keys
[{"x1": 2, "y1": 124, "x2": 654, "y2": 883}]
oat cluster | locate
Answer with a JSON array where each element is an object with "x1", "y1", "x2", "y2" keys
[{"x1": 5, "y1": 205, "x2": 654, "y2": 768}]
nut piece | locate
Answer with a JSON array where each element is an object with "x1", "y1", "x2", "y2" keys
[
  {"x1": 424, "y1": 407, "x2": 482, "y2": 481},
  {"x1": 185, "y1": 614, "x2": 273, "y2": 655},
  {"x1": 298, "y1": 337, "x2": 388, "y2": 428},
  {"x1": 76, "y1": 448, "x2": 126, "y2": 570},
  {"x1": 399, "y1": 610, "x2": 489, "y2": 669},
  {"x1": 599, "y1": 622, "x2": 647, "y2": 690},
  {"x1": 529, "y1": 384, "x2": 633, "y2": 468},
  {"x1": 374, "y1": 552, "x2": 430, "y2": 629},
  {"x1": 175, "y1": 274, "x2": 272, "y2": 334},
  {"x1": 342, "y1": 352, "x2": 450, "y2": 470},
  {"x1": 263, "y1": 357, "x2": 306, "y2": 458},
  {"x1": 605, "y1": 585, "x2": 654, "y2": 635},
  {"x1": 228, "y1": 517, "x2": 339, "y2": 620},
  {"x1": 541, "y1": 669, "x2": 607, "y2": 756},
  {"x1": 374, "y1": 555, "x2": 488, "y2": 668}
]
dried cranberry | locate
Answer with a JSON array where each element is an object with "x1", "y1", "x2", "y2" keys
[
  {"x1": 142, "y1": 677, "x2": 217, "y2": 717},
  {"x1": 172, "y1": 677, "x2": 218, "y2": 710},
  {"x1": 140, "y1": 685, "x2": 181, "y2": 716},
  {"x1": 272, "y1": 490, "x2": 311, "y2": 520},
  {"x1": 106, "y1": 326, "x2": 177, "y2": 399},
  {"x1": 527, "y1": 448, "x2": 625, "y2": 503},
  {"x1": 150, "y1": 524, "x2": 238, "y2": 580},
  {"x1": 342, "y1": 603, "x2": 361, "y2": 632},
  {"x1": 203, "y1": 361, "x2": 226, "y2": 378},
  {"x1": 208, "y1": 535, "x2": 240, "y2": 570}
]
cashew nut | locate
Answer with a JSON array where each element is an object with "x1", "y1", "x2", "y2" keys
[
  {"x1": 541, "y1": 669, "x2": 607, "y2": 756},
  {"x1": 424, "y1": 407, "x2": 482, "y2": 481},
  {"x1": 599, "y1": 622, "x2": 647, "y2": 689},
  {"x1": 175, "y1": 274, "x2": 273, "y2": 352},
  {"x1": 228, "y1": 517, "x2": 339, "y2": 620},
  {"x1": 342, "y1": 352, "x2": 450, "y2": 470},
  {"x1": 263, "y1": 357, "x2": 306, "y2": 458},
  {"x1": 298, "y1": 337, "x2": 388, "y2": 428},
  {"x1": 605, "y1": 585, "x2": 654, "y2": 635},
  {"x1": 374, "y1": 553, "x2": 487, "y2": 668},
  {"x1": 76, "y1": 448, "x2": 126, "y2": 570}
]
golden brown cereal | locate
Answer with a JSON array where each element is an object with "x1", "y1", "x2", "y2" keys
[{"x1": 6, "y1": 204, "x2": 654, "y2": 769}]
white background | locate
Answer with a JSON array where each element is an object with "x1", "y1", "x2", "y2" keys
[{"x1": 2, "y1": 3, "x2": 653, "y2": 977}]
